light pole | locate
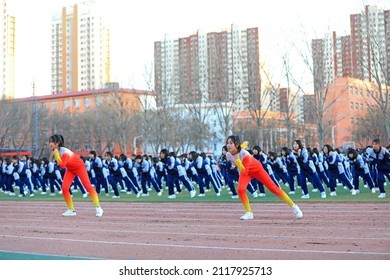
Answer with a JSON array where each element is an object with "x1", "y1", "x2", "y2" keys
[
  {"x1": 331, "y1": 123, "x2": 339, "y2": 148},
  {"x1": 133, "y1": 135, "x2": 142, "y2": 154}
]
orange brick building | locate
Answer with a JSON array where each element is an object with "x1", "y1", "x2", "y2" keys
[
  {"x1": 323, "y1": 77, "x2": 383, "y2": 148},
  {"x1": 15, "y1": 87, "x2": 155, "y2": 155}
]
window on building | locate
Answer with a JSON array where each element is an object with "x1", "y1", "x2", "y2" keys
[
  {"x1": 360, "y1": 103, "x2": 363, "y2": 111},
  {"x1": 355, "y1": 103, "x2": 358, "y2": 110},
  {"x1": 350, "y1": 102, "x2": 354, "y2": 110},
  {"x1": 73, "y1": 98, "x2": 80, "y2": 109},
  {"x1": 52, "y1": 101, "x2": 57, "y2": 110},
  {"x1": 84, "y1": 97, "x2": 90, "y2": 108},
  {"x1": 351, "y1": 117, "x2": 354, "y2": 126},
  {"x1": 96, "y1": 96, "x2": 101, "y2": 106},
  {"x1": 64, "y1": 100, "x2": 69, "y2": 109}
]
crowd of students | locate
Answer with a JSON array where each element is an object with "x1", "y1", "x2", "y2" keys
[{"x1": 0, "y1": 138, "x2": 389, "y2": 200}]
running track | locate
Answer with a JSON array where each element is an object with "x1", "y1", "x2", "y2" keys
[{"x1": 0, "y1": 201, "x2": 389, "y2": 259}]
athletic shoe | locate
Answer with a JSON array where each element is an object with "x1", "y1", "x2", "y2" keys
[
  {"x1": 288, "y1": 191, "x2": 295, "y2": 195},
  {"x1": 62, "y1": 209, "x2": 76, "y2": 217},
  {"x1": 321, "y1": 192, "x2": 326, "y2": 198},
  {"x1": 240, "y1": 212, "x2": 254, "y2": 220},
  {"x1": 198, "y1": 193, "x2": 205, "y2": 197},
  {"x1": 351, "y1": 189, "x2": 357, "y2": 196},
  {"x1": 82, "y1": 193, "x2": 88, "y2": 198},
  {"x1": 216, "y1": 192, "x2": 221, "y2": 197},
  {"x1": 231, "y1": 195, "x2": 238, "y2": 199},
  {"x1": 18, "y1": 194, "x2": 25, "y2": 197},
  {"x1": 378, "y1": 193, "x2": 386, "y2": 198},
  {"x1": 292, "y1": 204, "x2": 303, "y2": 219},
  {"x1": 168, "y1": 194, "x2": 176, "y2": 199},
  {"x1": 371, "y1": 188, "x2": 376, "y2": 194},
  {"x1": 136, "y1": 192, "x2": 141, "y2": 198},
  {"x1": 190, "y1": 190, "x2": 196, "y2": 198},
  {"x1": 157, "y1": 191, "x2": 163, "y2": 197},
  {"x1": 141, "y1": 193, "x2": 149, "y2": 197},
  {"x1": 8, "y1": 192, "x2": 15, "y2": 196},
  {"x1": 41, "y1": 192, "x2": 47, "y2": 195},
  {"x1": 112, "y1": 195, "x2": 120, "y2": 199},
  {"x1": 258, "y1": 193, "x2": 266, "y2": 197},
  {"x1": 330, "y1": 191, "x2": 337, "y2": 197},
  {"x1": 312, "y1": 188, "x2": 318, "y2": 192},
  {"x1": 29, "y1": 193, "x2": 35, "y2": 197},
  {"x1": 95, "y1": 207, "x2": 103, "y2": 217},
  {"x1": 301, "y1": 194, "x2": 310, "y2": 199},
  {"x1": 252, "y1": 192, "x2": 258, "y2": 198}
]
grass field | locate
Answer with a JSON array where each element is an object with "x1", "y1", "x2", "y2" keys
[{"x1": 0, "y1": 181, "x2": 388, "y2": 203}]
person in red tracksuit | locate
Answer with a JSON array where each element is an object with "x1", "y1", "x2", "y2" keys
[{"x1": 49, "y1": 134, "x2": 103, "y2": 217}]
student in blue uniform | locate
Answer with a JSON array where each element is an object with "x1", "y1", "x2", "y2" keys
[
  {"x1": 365, "y1": 138, "x2": 390, "y2": 198},
  {"x1": 281, "y1": 147, "x2": 301, "y2": 194},
  {"x1": 159, "y1": 149, "x2": 196, "y2": 199},
  {"x1": 322, "y1": 144, "x2": 356, "y2": 196},
  {"x1": 135, "y1": 154, "x2": 162, "y2": 197},
  {"x1": 293, "y1": 140, "x2": 326, "y2": 199},
  {"x1": 11, "y1": 156, "x2": 35, "y2": 197},
  {"x1": 89, "y1": 151, "x2": 109, "y2": 196},
  {"x1": 346, "y1": 147, "x2": 376, "y2": 194}
]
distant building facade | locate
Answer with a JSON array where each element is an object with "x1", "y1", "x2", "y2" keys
[
  {"x1": 154, "y1": 25, "x2": 260, "y2": 111},
  {"x1": 51, "y1": 0, "x2": 110, "y2": 94},
  {"x1": 0, "y1": 0, "x2": 15, "y2": 99},
  {"x1": 312, "y1": 5, "x2": 390, "y2": 88}
]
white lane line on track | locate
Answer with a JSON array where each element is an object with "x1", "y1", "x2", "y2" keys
[
  {"x1": 2, "y1": 224, "x2": 390, "y2": 241},
  {"x1": 2, "y1": 234, "x2": 390, "y2": 256}
]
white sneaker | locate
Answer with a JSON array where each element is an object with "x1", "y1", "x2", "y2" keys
[
  {"x1": 8, "y1": 192, "x2": 15, "y2": 196},
  {"x1": 168, "y1": 194, "x2": 176, "y2": 199},
  {"x1": 141, "y1": 193, "x2": 149, "y2": 197},
  {"x1": 252, "y1": 192, "x2": 258, "y2": 198},
  {"x1": 240, "y1": 212, "x2": 254, "y2": 220},
  {"x1": 62, "y1": 209, "x2": 76, "y2": 217},
  {"x1": 216, "y1": 192, "x2": 221, "y2": 197},
  {"x1": 371, "y1": 188, "x2": 376, "y2": 194},
  {"x1": 95, "y1": 207, "x2": 103, "y2": 217},
  {"x1": 112, "y1": 195, "x2": 120, "y2": 198},
  {"x1": 301, "y1": 194, "x2": 310, "y2": 199},
  {"x1": 330, "y1": 191, "x2": 337, "y2": 196},
  {"x1": 29, "y1": 193, "x2": 35, "y2": 197},
  {"x1": 157, "y1": 191, "x2": 163, "y2": 197},
  {"x1": 258, "y1": 193, "x2": 266, "y2": 197},
  {"x1": 378, "y1": 193, "x2": 386, "y2": 198},
  {"x1": 190, "y1": 190, "x2": 196, "y2": 198},
  {"x1": 198, "y1": 193, "x2": 205, "y2": 197},
  {"x1": 231, "y1": 195, "x2": 238, "y2": 199},
  {"x1": 312, "y1": 188, "x2": 318, "y2": 192},
  {"x1": 292, "y1": 204, "x2": 303, "y2": 219},
  {"x1": 136, "y1": 192, "x2": 141, "y2": 198},
  {"x1": 288, "y1": 191, "x2": 295, "y2": 195},
  {"x1": 82, "y1": 193, "x2": 88, "y2": 198},
  {"x1": 41, "y1": 192, "x2": 47, "y2": 195},
  {"x1": 351, "y1": 189, "x2": 357, "y2": 196},
  {"x1": 321, "y1": 192, "x2": 326, "y2": 198}
]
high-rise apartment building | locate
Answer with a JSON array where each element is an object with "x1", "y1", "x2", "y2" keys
[
  {"x1": 1, "y1": 0, "x2": 15, "y2": 99},
  {"x1": 51, "y1": 0, "x2": 110, "y2": 94},
  {"x1": 313, "y1": 5, "x2": 389, "y2": 87},
  {"x1": 154, "y1": 25, "x2": 261, "y2": 111}
]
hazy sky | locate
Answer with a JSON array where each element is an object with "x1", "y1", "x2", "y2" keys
[{"x1": 8, "y1": 0, "x2": 390, "y2": 98}]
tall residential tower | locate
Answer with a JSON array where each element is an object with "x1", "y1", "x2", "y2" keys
[
  {"x1": 154, "y1": 25, "x2": 261, "y2": 111},
  {"x1": 1, "y1": 0, "x2": 15, "y2": 99},
  {"x1": 51, "y1": 0, "x2": 110, "y2": 94}
]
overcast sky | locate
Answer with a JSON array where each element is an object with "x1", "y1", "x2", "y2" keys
[{"x1": 8, "y1": 0, "x2": 389, "y2": 98}]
